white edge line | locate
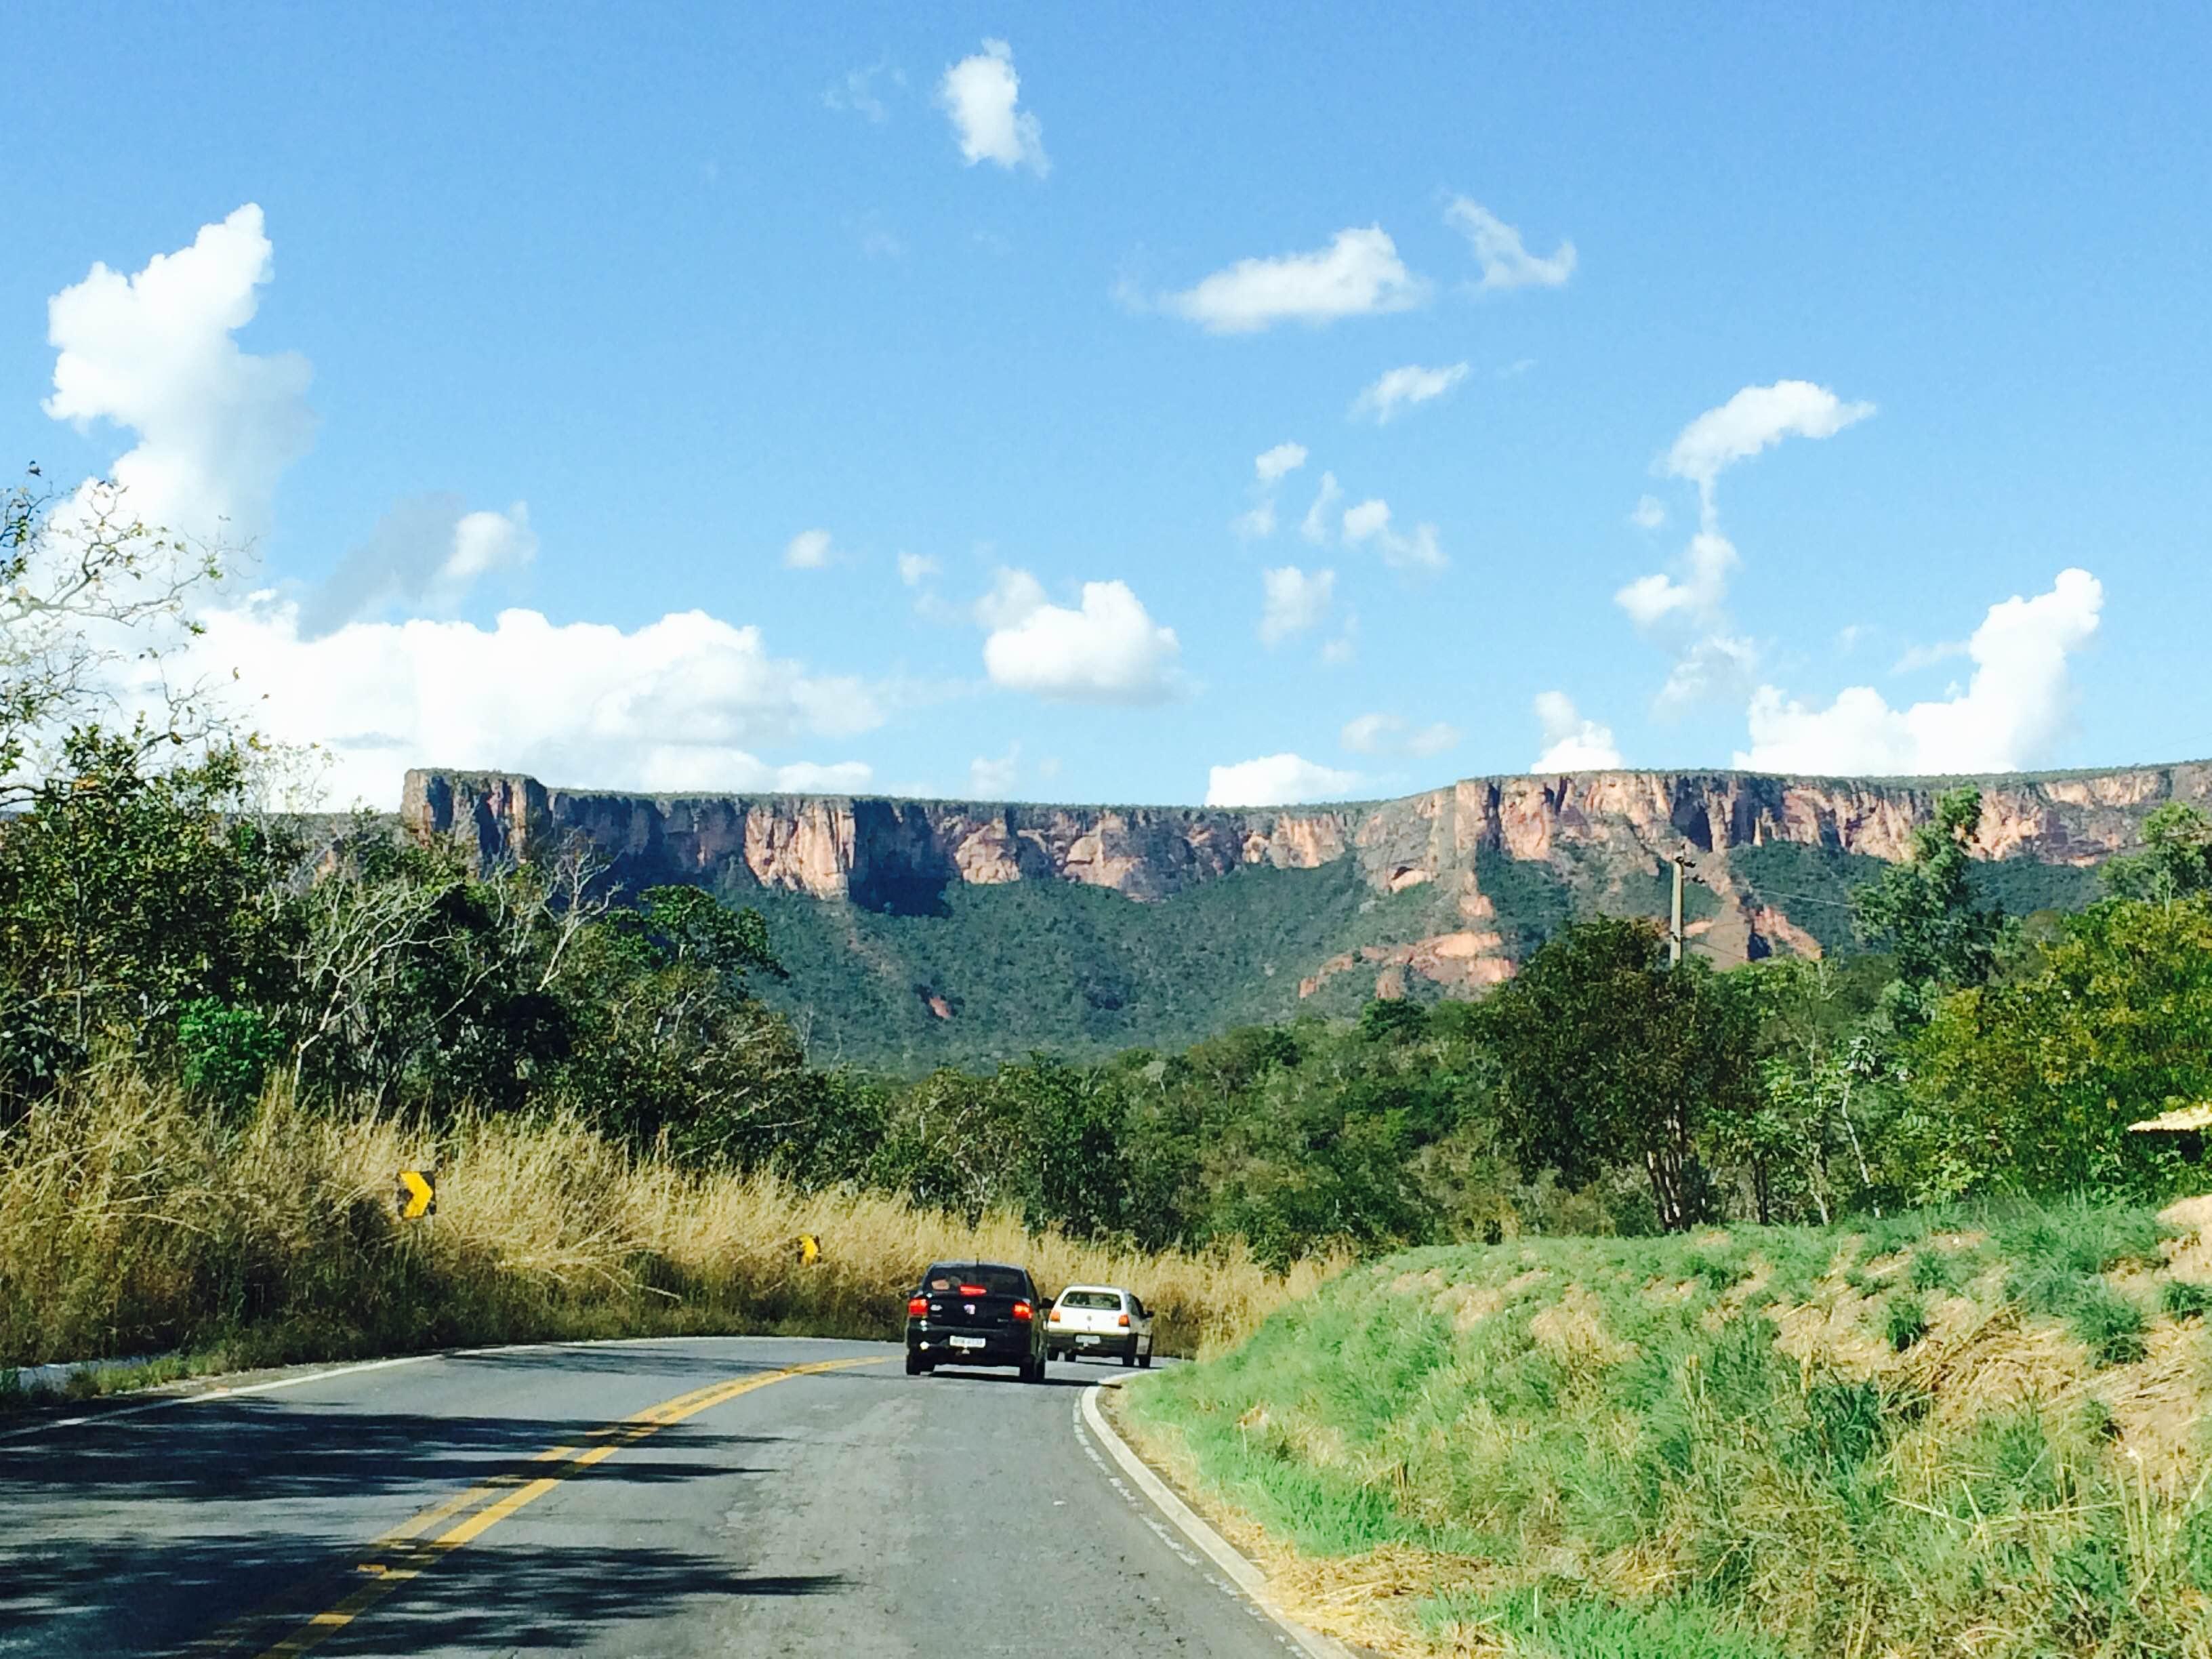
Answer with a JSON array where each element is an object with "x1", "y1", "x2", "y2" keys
[
  {"x1": 1082, "y1": 1380, "x2": 1356, "y2": 1659},
  {"x1": 0, "y1": 1353, "x2": 439, "y2": 1446},
  {"x1": 0, "y1": 1332, "x2": 895, "y2": 1448}
]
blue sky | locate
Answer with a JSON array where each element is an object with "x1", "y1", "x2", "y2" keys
[{"x1": 5, "y1": 3, "x2": 2207, "y2": 807}]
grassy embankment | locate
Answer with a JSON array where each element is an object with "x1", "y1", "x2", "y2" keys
[
  {"x1": 1119, "y1": 1202, "x2": 2212, "y2": 1659},
  {"x1": 0, "y1": 1076, "x2": 1338, "y2": 1397}
]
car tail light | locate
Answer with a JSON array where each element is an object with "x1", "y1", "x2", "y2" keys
[
  {"x1": 907, "y1": 1296, "x2": 928, "y2": 1317},
  {"x1": 1048, "y1": 1307, "x2": 1062, "y2": 1323},
  {"x1": 958, "y1": 1284, "x2": 987, "y2": 1296},
  {"x1": 1118, "y1": 1312, "x2": 1131, "y2": 1327},
  {"x1": 1012, "y1": 1301, "x2": 1033, "y2": 1321}
]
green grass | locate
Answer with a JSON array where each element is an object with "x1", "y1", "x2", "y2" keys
[
  {"x1": 1120, "y1": 1200, "x2": 2212, "y2": 1659},
  {"x1": 1885, "y1": 1294, "x2": 1930, "y2": 1351},
  {"x1": 2162, "y1": 1279, "x2": 2212, "y2": 1319},
  {"x1": 1995, "y1": 1200, "x2": 2166, "y2": 1365}
]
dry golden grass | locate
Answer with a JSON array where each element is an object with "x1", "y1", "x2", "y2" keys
[{"x1": 0, "y1": 1073, "x2": 1340, "y2": 1376}]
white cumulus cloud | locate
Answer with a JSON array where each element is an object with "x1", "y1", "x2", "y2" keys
[
  {"x1": 1629, "y1": 495, "x2": 1667, "y2": 530},
  {"x1": 1444, "y1": 197, "x2": 1576, "y2": 291},
  {"x1": 1204, "y1": 753, "x2": 1366, "y2": 807},
  {"x1": 43, "y1": 203, "x2": 316, "y2": 550},
  {"x1": 1340, "y1": 497, "x2": 1447, "y2": 572},
  {"x1": 170, "y1": 599, "x2": 883, "y2": 808},
  {"x1": 1322, "y1": 614, "x2": 1359, "y2": 667},
  {"x1": 1299, "y1": 471, "x2": 1343, "y2": 544},
  {"x1": 937, "y1": 39, "x2": 1048, "y2": 176},
  {"x1": 979, "y1": 573, "x2": 1182, "y2": 703},
  {"x1": 1340, "y1": 713, "x2": 1458, "y2": 757},
  {"x1": 1656, "y1": 634, "x2": 1759, "y2": 711},
  {"x1": 1236, "y1": 441, "x2": 1309, "y2": 539},
  {"x1": 1736, "y1": 569, "x2": 2103, "y2": 775},
  {"x1": 1616, "y1": 380, "x2": 1871, "y2": 710},
  {"x1": 1233, "y1": 500, "x2": 1277, "y2": 540},
  {"x1": 300, "y1": 495, "x2": 536, "y2": 635},
  {"x1": 1166, "y1": 227, "x2": 1429, "y2": 334},
  {"x1": 973, "y1": 566, "x2": 1049, "y2": 629},
  {"x1": 1258, "y1": 565, "x2": 1334, "y2": 647},
  {"x1": 1615, "y1": 529, "x2": 1738, "y2": 630},
  {"x1": 39, "y1": 205, "x2": 886, "y2": 812},
  {"x1": 783, "y1": 528, "x2": 835, "y2": 569},
  {"x1": 1892, "y1": 638, "x2": 1969, "y2": 674},
  {"x1": 969, "y1": 745, "x2": 1019, "y2": 797},
  {"x1": 1531, "y1": 692, "x2": 1624, "y2": 772},
  {"x1": 897, "y1": 551, "x2": 941, "y2": 588},
  {"x1": 825, "y1": 59, "x2": 900, "y2": 123},
  {"x1": 1350, "y1": 361, "x2": 1469, "y2": 424},
  {"x1": 1664, "y1": 379, "x2": 1875, "y2": 506}
]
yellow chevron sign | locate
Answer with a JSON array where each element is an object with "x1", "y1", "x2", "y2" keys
[{"x1": 396, "y1": 1168, "x2": 436, "y2": 1220}]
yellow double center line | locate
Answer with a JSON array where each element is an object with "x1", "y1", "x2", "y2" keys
[{"x1": 186, "y1": 1355, "x2": 884, "y2": 1658}]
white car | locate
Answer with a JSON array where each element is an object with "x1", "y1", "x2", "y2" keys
[{"x1": 1046, "y1": 1285, "x2": 1154, "y2": 1367}]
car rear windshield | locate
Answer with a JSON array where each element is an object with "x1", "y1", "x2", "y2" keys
[
  {"x1": 1059, "y1": 1290, "x2": 1123, "y2": 1310},
  {"x1": 921, "y1": 1265, "x2": 1029, "y2": 1297}
]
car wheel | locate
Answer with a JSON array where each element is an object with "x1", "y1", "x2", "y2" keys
[
  {"x1": 905, "y1": 1352, "x2": 924, "y2": 1376},
  {"x1": 1139, "y1": 1349, "x2": 1153, "y2": 1368},
  {"x1": 1120, "y1": 1349, "x2": 1136, "y2": 1368},
  {"x1": 1027, "y1": 1356, "x2": 1046, "y2": 1385}
]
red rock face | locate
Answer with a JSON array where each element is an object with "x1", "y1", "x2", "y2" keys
[{"x1": 400, "y1": 762, "x2": 2212, "y2": 989}]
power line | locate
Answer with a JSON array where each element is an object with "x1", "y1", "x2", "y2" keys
[{"x1": 1738, "y1": 886, "x2": 1860, "y2": 913}]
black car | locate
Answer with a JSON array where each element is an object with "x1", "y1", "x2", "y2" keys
[{"x1": 905, "y1": 1260, "x2": 1049, "y2": 1382}]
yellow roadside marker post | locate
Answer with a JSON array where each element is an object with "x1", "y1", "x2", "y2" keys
[
  {"x1": 796, "y1": 1233, "x2": 821, "y2": 1265},
  {"x1": 395, "y1": 1168, "x2": 436, "y2": 1221}
]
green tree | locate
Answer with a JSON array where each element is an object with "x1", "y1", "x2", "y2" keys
[
  {"x1": 1483, "y1": 916, "x2": 1760, "y2": 1231},
  {"x1": 1717, "y1": 956, "x2": 1896, "y2": 1223},
  {"x1": 626, "y1": 885, "x2": 783, "y2": 989},
  {"x1": 288, "y1": 825, "x2": 570, "y2": 1107},
  {"x1": 1893, "y1": 895, "x2": 2212, "y2": 1202},
  {"x1": 0, "y1": 729, "x2": 302, "y2": 1108},
  {"x1": 538, "y1": 878, "x2": 809, "y2": 1160},
  {"x1": 999, "y1": 1057, "x2": 1134, "y2": 1240},
  {"x1": 177, "y1": 998, "x2": 286, "y2": 1112},
  {"x1": 1853, "y1": 785, "x2": 2003, "y2": 1024},
  {"x1": 1357, "y1": 996, "x2": 1429, "y2": 1045},
  {"x1": 1, "y1": 474, "x2": 226, "y2": 802},
  {"x1": 2101, "y1": 802, "x2": 2212, "y2": 906},
  {"x1": 872, "y1": 1067, "x2": 1025, "y2": 1227}
]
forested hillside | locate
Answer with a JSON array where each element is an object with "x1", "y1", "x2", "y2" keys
[
  {"x1": 747, "y1": 840, "x2": 2107, "y2": 1070},
  {"x1": 406, "y1": 764, "x2": 2169, "y2": 1071}
]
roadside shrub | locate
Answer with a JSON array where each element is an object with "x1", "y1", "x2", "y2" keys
[
  {"x1": 2160, "y1": 1279, "x2": 2212, "y2": 1319},
  {"x1": 1908, "y1": 1248, "x2": 1959, "y2": 1292},
  {"x1": 176, "y1": 1000, "x2": 285, "y2": 1113},
  {"x1": 1885, "y1": 1294, "x2": 1930, "y2": 1351}
]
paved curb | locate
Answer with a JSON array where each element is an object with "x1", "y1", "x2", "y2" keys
[{"x1": 1082, "y1": 1378, "x2": 1357, "y2": 1659}]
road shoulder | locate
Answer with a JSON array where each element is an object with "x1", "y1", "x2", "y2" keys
[{"x1": 1080, "y1": 1378, "x2": 1357, "y2": 1659}]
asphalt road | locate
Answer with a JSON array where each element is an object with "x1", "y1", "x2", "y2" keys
[{"x1": 0, "y1": 1337, "x2": 1304, "y2": 1658}]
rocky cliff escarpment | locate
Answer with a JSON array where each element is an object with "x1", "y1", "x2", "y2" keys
[{"x1": 401, "y1": 761, "x2": 2212, "y2": 1000}]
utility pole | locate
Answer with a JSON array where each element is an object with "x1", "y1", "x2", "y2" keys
[{"x1": 1666, "y1": 848, "x2": 1702, "y2": 966}]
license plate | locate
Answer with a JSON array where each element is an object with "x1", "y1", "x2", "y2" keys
[
  {"x1": 949, "y1": 1336, "x2": 985, "y2": 1349},
  {"x1": 1077, "y1": 1334, "x2": 1100, "y2": 1345}
]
